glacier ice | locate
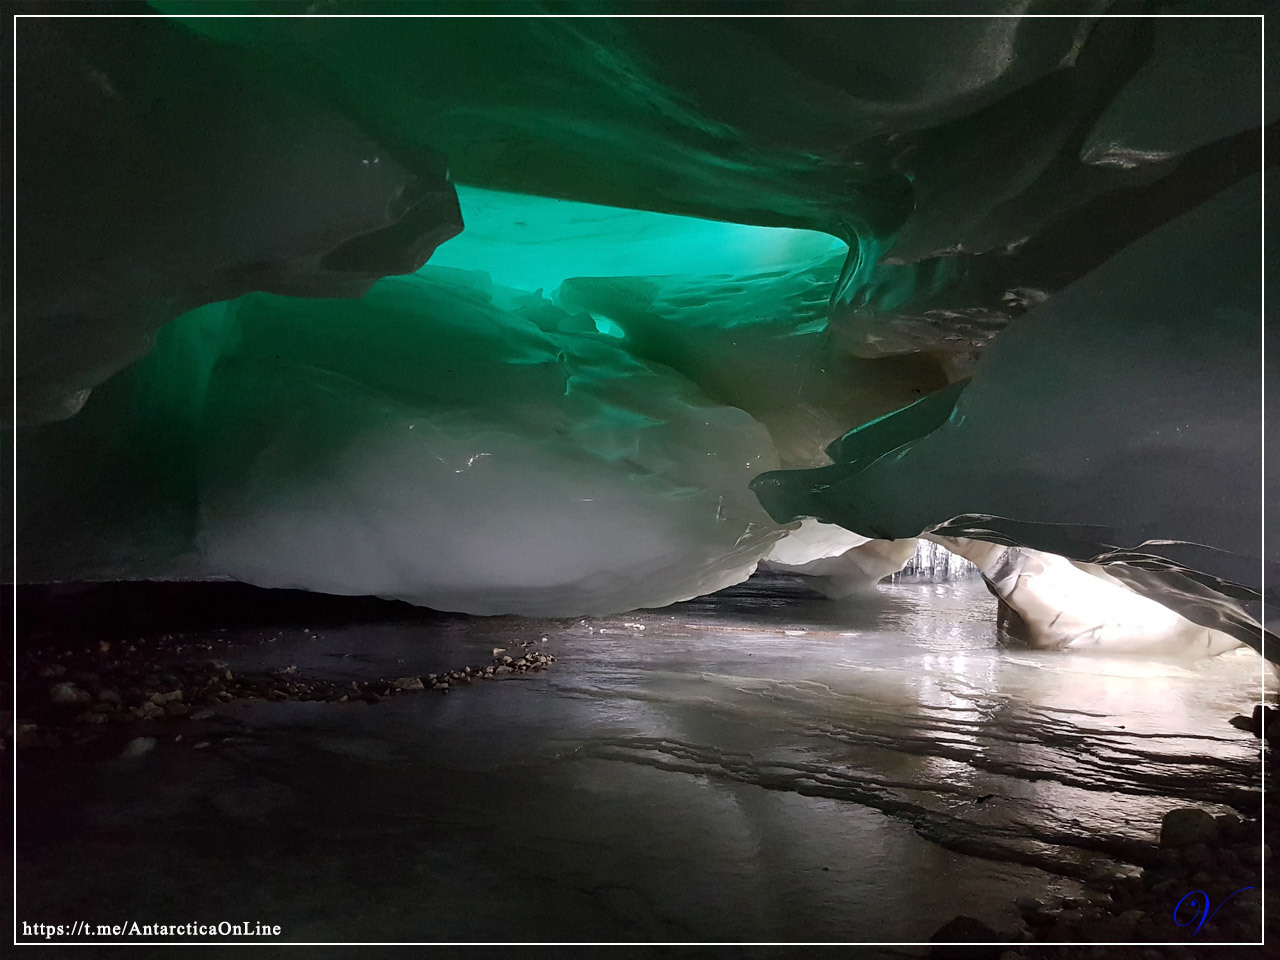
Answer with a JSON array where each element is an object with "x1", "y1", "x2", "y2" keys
[
  {"x1": 558, "y1": 255, "x2": 947, "y2": 468},
  {"x1": 766, "y1": 519, "x2": 873, "y2": 568},
  {"x1": 1081, "y1": 17, "x2": 1261, "y2": 169},
  {"x1": 930, "y1": 537, "x2": 1243, "y2": 657},
  {"x1": 23, "y1": 267, "x2": 788, "y2": 616},
  {"x1": 429, "y1": 186, "x2": 848, "y2": 296},
  {"x1": 16, "y1": 16, "x2": 461, "y2": 425},
  {"x1": 756, "y1": 176, "x2": 1268, "y2": 653},
  {"x1": 12, "y1": 11, "x2": 1266, "y2": 642},
  {"x1": 762, "y1": 520, "x2": 917, "y2": 599}
]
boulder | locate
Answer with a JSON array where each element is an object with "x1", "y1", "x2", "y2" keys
[{"x1": 1160, "y1": 808, "x2": 1218, "y2": 848}]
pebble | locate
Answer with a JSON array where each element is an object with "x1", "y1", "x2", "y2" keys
[
  {"x1": 1013, "y1": 897, "x2": 1042, "y2": 915},
  {"x1": 19, "y1": 622, "x2": 561, "y2": 750},
  {"x1": 120, "y1": 737, "x2": 156, "y2": 759},
  {"x1": 930, "y1": 914, "x2": 1002, "y2": 943},
  {"x1": 49, "y1": 682, "x2": 92, "y2": 706}
]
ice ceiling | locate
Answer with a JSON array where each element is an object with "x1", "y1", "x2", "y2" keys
[{"x1": 12, "y1": 6, "x2": 1273, "y2": 655}]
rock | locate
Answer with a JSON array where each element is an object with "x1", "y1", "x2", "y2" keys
[
  {"x1": 392, "y1": 676, "x2": 425, "y2": 691},
  {"x1": 930, "y1": 915, "x2": 1004, "y2": 959},
  {"x1": 1214, "y1": 812, "x2": 1243, "y2": 836},
  {"x1": 49, "y1": 682, "x2": 92, "y2": 706},
  {"x1": 1160, "y1": 808, "x2": 1218, "y2": 848},
  {"x1": 1108, "y1": 875, "x2": 1143, "y2": 901},
  {"x1": 165, "y1": 702, "x2": 190, "y2": 717},
  {"x1": 120, "y1": 736, "x2": 156, "y2": 759},
  {"x1": 1181, "y1": 842, "x2": 1210, "y2": 867},
  {"x1": 69, "y1": 671, "x2": 101, "y2": 694},
  {"x1": 1216, "y1": 849, "x2": 1241, "y2": 872},
  {"x1": 38, "y1": 664, "x2": 66, "y2": 678},
  {"x1": 1233, "y1": 901, "x2": 1262, "y2": 932},
  {"x1": 136, "y1": 701, "x2": 163, "y2": 719},
  {"x1": 97, "y1": 688, "x2": 122, "y2": 705},
  {"x1": 1228, "y1": 714, "x2": 1257, "y2": 733},
  {"x1": 494, "y1": 665, "x2": 511, "y2": 675},
  {"x1": 1014, "y1": 897, "x2": 1043, "y2": 915},
  {"x1": 1252, "y1": 703, "x2": 1276, "y2": 730},
  {"x1": 931, "y1": 916, "x2": 1002, "y2": 941},
  {"x1": 15, "y1": 724, "x2": 41, "y2": 749}
]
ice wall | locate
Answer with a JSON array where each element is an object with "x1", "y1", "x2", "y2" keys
[
  {"x1": 15, "y1": 16, "x2": 461, "y2": 426},
  {"x1": 932, "y1": 537, "x2": 1243, "y2": 656},
  {"x1": 69, "y1": 268, "x2": 781, "y2": 615},
  {"x1": 756, "y1": 177, "x2": 1268, "y2": 653}
]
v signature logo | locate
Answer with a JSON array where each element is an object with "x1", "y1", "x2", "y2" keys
[{"x1": 1173, "y1": 887, "x2": 1255, "y2": 936}]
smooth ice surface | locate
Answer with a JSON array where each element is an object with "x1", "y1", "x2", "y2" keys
[
  {"x1": 430, "y1": 185, "x2": 847, "y2": 295},
  {"x1": 559, "y1": 256, "x2": 947, "y2": 468},
  {"x1": 191, "y1": 268, "x2": 784, "y2": 615},
  {"x1": 18, "y1": 578, "x2": 1271, "y2": 941},
  {"x1": 764, "y1": 521, "x2": 918, "y2": 599},
  {"x1": 766, "y1": 518, "x2": 872, "y2": 566},
  {"x1": 932, "y1": 537, "x2": 1243, "y2": 657}
]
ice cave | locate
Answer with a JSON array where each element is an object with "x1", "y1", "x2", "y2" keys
[{"x1": 11, "y1": 2, "x2": 1276, "y2": 950}]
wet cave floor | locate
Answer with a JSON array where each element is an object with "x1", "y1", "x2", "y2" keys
[{"x1": 11, "y1": 576, "x2": 1277, "y2": 948}]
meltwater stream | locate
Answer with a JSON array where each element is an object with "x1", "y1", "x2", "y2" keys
[{"x1": 18, "y1": 577, "x2": 1270, "y2": 943}]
